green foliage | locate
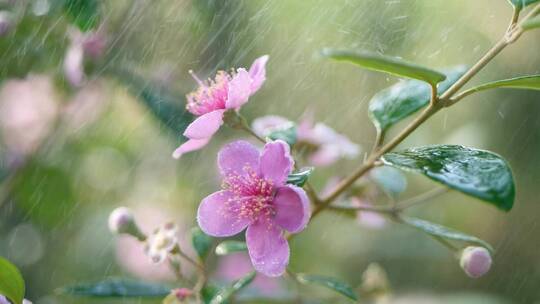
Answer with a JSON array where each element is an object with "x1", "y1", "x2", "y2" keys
[
  {"x1": 382, "y1": 145, "x2": 515, "y2": 211},
  {"x1": 369, "y1": 66, "x2": 466, "y2": 133},
  {"x1": 508, "y1": 0, "x2": 540, "y2": 9},
  {"x1": 401, "y1": 216, "x2": 494, "y2": 253},
  {"x1": 321, "y1": 48, "x2": 446, "y2": 84},
  {"x1": 12, "y1": 161, "x2": 76, "y2": 228},
  {"x1": 58, "y1": 278, "x2": 171, "y2": 297},
  {"x1": 111, "y1": 68, "x2": 193, "y2": 138},
  {"x1": 370, "y1": 166, "x2": 407, "y2": 196},
  {"x1": 63, "y1": 0, "x2": 100, "y2": 31},
  {"x1": 287, "y1": 167, "x2": 314, "y2": 187},
  {"x1": 191, "y1": 227, "x2": 214, "y2": 260},
  {"x1": 464, "y1": 75, "x2": 540, "y2": 93},
  {"x1": 215, "y1": 241, "x2": 248, "y2": 255},
  {"x1": 0, "y1": 257, "x2": 25, "y2": 304},
  {"x1": 295, "y1": 273, "x2": 358, "y2": 301},
  {"x1": 209, "y1": 271, "x2": 256, "y2": 304},
  {"x1": 268, "y1": 124, "x2": 297, "y2": 146}
]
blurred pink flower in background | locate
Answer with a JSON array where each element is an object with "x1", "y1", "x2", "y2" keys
[
  {"x1": 252, "y1": 112, "x2": 360, "y2": 167},
  {"x1": 173, "y1": 55, "x2": 269, "y2": 159},
  {"x1": 115, "y1": 206, "x2": 194, "y2": 281},
  {"x1": 63, "y1": 80, "x2": 108, "y2": 131},
  {"x1": 352, "y1": 197, "x2": 386, "y2": 230},
  {"x1": 0, "y1": 74, "x2": 59, "y2": 156},
  {"x1": 215, "y1": 253, "x2": 282, "y2": 296},
  {"x1": 63, "y1": 26, "x2": 108, "y2": 87}
]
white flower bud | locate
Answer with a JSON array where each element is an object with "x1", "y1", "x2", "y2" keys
[
  {"x1": 108, "y1": 207, "x2": 145, "y2": 240},
  {"x1": 460, "y1": 246, "x2": 492, "y2": 278},
  {"x1": 0, "y1": 11, "x2": 13, "y2": 36}
]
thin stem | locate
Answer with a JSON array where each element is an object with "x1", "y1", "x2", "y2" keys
[
  {"x1": 173, "y1": 245, "x2": 206, "y2": 301},
  {"x1": 370, "y1": 130, "x2": 385, "y2": 155},
  {"x1": 241, "y1": 125, "x2": 266, "y2": 144},
  {"x1": 397, "y1": 187, "x2": 450, "y2": 210}
]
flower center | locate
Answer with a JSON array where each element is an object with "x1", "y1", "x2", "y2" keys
[
  {"x1": 186, "y1": 70, "x2": 231, "y2": 116},
  {"x1": 223, "y1": 165, "x2": 276, "y2": 222}
]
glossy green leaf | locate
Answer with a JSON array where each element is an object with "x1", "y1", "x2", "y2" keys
[
  {"x1": 464, "y1": 75, "x2": 540, "y2": 94},
  {"x1": 321, "y1": 48, "x2": 446, "y2": 84},
  {"x1": 369, "y1": 65, "x2": 467, "y2": 133},
  {"x1": 215, "y1": 241, "x2": 247, "y2": 256},
  {"x1": 63, "y1": 0, "x2": 100, "y2": 31},
  {"x1": 59, "y1": 278, "x2": 170, "y2": 297},
  {"x1": 209, "y1": 271, "x2": 256, "y2": 304},
  {"x1": 522, "y1": 15, "x2": 540, "y2": 30},
  {"x1": 287, "y1": 167, "x2": 314, "y2": 187},
  {"x1": 295, "y1": 273, "x2": 358, "y2": 301},
  {"x1": 370, "y1": 166, "x2": 407, "y2": 196},
  {"x1": 0, "y1": 257, "x2": 25, "y2": 304},
  {"x1": 111, "y1": 67, "x2": 193, "y2": 138},
  {"x1": 381, "y1": 145, "x2": 515, "y2": 211},
  {"x1": 508, "y1": 0, "x2": 540, "y2": 9},
  {"x1": 268, "y1": 123, "x2": 297, "y2": 146},
  {"x1": 401, "y1": 216, "x2": 494, "y2": 253},
  {"x1": 202, "y1": 284, "x2": 221, "y2": 304},
  {"x1": 192, "y1": 227, "x2": 214, "y2": 260}
]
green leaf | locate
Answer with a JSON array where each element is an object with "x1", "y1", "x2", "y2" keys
[
  {"x1": 286, "y1": 167, "x2": 314, "y2": 187},
  {"x1": 369, "y1": 65, "x2": 467, "y2": 133},
  {"x1": 192, "y1": 227, "x2": 214, "y2": 260},
  {"x1": 509, "y1": 0, "x2": 540, "y2": 9},
  {"x1": 522, "y1": 15, "x2": 540, "y2": 30},
  {"x1": 464, "y1": 75, "x2": 540, "y2": 93},
  {"x1": 202, "y1": 284, "x2": 221, "y2": 304},
  {"x1": 210, "y1": 271, "x2": 256, "y2": 304},
  {"x1": 381, "y1": 145, "x2": 515, "y2": 211},
  {"x1": 215, "y1": 241, "x2": 247, "y2": 256},
  {"x1": 321, "y1": 48, "x2": 446, "y2": 84},
  {"x1": 295, "y1": 273, "x2": 358, "y2": 301},
  {"x1": 0, "y1": 257, "x2": 25, "y2": 304},
  {"x1": 111, "y1": 67, "x2": 193, "y2": 137},
  {"x1": 267, "y1": 123, "x2": 297, "y2": 146},
  {"x1": 63, "y1": 0, "x2": 100, "y2": 31},
  {"x1": 58, "y1": 278, "x2": 171, "y2": 298},
  {"x1": 400, "y1": 216, "x2": 494, "y2": 253},
  {"x1": 370, "y1": 166, "x2": 407, "y2": 196}
]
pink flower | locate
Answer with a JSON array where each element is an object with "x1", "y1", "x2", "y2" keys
[
  {"x1": 460, "y1": 246, "x2": 492, "y2": 278},
  {"x1": 197, "y1": 140, "x2": 310, "y2": 276},
  {"x1": 172, "y1": 55, "x2": 269, "y2": 159},
  {"x1": 352, "y1": 198, "x2": 386, "y2": 229},
  {"x1": 252, "y1": 113, "x2": 360, "y2": 166}
]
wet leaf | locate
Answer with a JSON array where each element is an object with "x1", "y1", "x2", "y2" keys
[
  {"x1": 508, "y1": 0, "x2": 540, "y2": 9},
  {"x1": 522, "y1": 15, "x2": 540, "y2": 30},
  {"x1": 63, "y1": 0, "x2": 100, "y2": 31},
  {"x1": 59, "y1": 278, "x2": 171, "y2": 297},
  {"x1": 202, "y1": 284, "x2": 221, "y2": 304},
  {"x1": 192, "y1": 227, "x2": 214, "y2": 260},
  {"x1": 295, "y1": 273, "x2": 358, "y2": 301},
  {"x1": 287, "y1": 167, "x2": 314, "y2": 187},
  {"x1": 0, "y1": 257, "x2": 25, "y2": 304},
  {"x1": 464, "y1": 75, "x2": 540, "y2": 92},
  {"x1": 369, "y1": 66, "x2": 466, "y2": 133},
  {"x1": 321, "y1": 48, "x2": 446, "y2": 84},
  {"x1": 111, "y1": 67, "x2": 193, "y2": 138},
  {"x1": 267, "y1": 123, "x2": 297, "y2": 146},
  {"x1": 381, "y1": 145, "x2": 515, "y2": 211},
  {"x1": 209, "y1": 271, "x2": 256, "y2": 304},
  {"x1": 215, "y1": 241, "x2": 247, "y2": 255},
  {"x1": 400, "y1": 216, "x2": 494, "y2": 253}
]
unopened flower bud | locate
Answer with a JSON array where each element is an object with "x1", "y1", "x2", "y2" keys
[
  {"x1": 174, "y1": 288, "x2": 193, "y2": 301},
  {"x1": 108, "y1": 207, "x2": 145, "y2": 240},
  {"x1": 0, "y1": 11, "x2": 14, "y2": 36},
  {"x1": 460, "y1": 246, "x2": 492, "y2": 278}
]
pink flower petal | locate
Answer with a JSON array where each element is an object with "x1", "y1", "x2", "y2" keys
[
  {"x1": 273, "y1": 185, "x2": 310, "y2": 233},
  {"x1": 225, "y1": 68, "x2": 252, "y2": 109},
  {"x1": 246, "y1": 219, "x2": 289, "y2": 277},
  {"x1": 218, "y1": 140, "x2": 260, "y2": 179},
  {"x1": 259, "y1": 140, "x2": 294, "y2": 186},
  {"x1": 183, "y1": 109, "x2": 225, "y2": 139},
  {"x1": 172, "y1": 138, "x2": 211, "y2": 159},
  {"x1": 197, "y1": 191, "x2": 250, "y2": 237},
  {"x1": 308, "y1": 145, "x2": 341, "y2": 167},
  {"x1": 248, "y1": 55, "x2": 269, "y2": 93},
  {"x1": 63, "y1": 43, "x2": 85, "y2": 87}
]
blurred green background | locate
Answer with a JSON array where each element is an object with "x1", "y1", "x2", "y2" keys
[{"x1": 0, "y1": 0, "x2": 539, "y2": 303}]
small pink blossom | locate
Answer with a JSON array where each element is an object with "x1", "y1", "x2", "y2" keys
[
  {"x1": 352, "y1": 198, "x2": 386, "y2": 229},
  {"x1": 252, "y1": 113, "x2": 360, "y2": 166},
  {"x1": 144, "y1": 222, "x2": 179, "y2": 264},
  {"x1": 460, "y1": 246, "x2": 492, "y2": 278},
  {"x1": 172, "y1": 55, "x2": 269, "y2": 159},
  {"x1": 197, "y1": 140, "x2": 310, "y2": 276},
  {"x1": 173, "y1": 288, "x2": 193, "y2": 301}
]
